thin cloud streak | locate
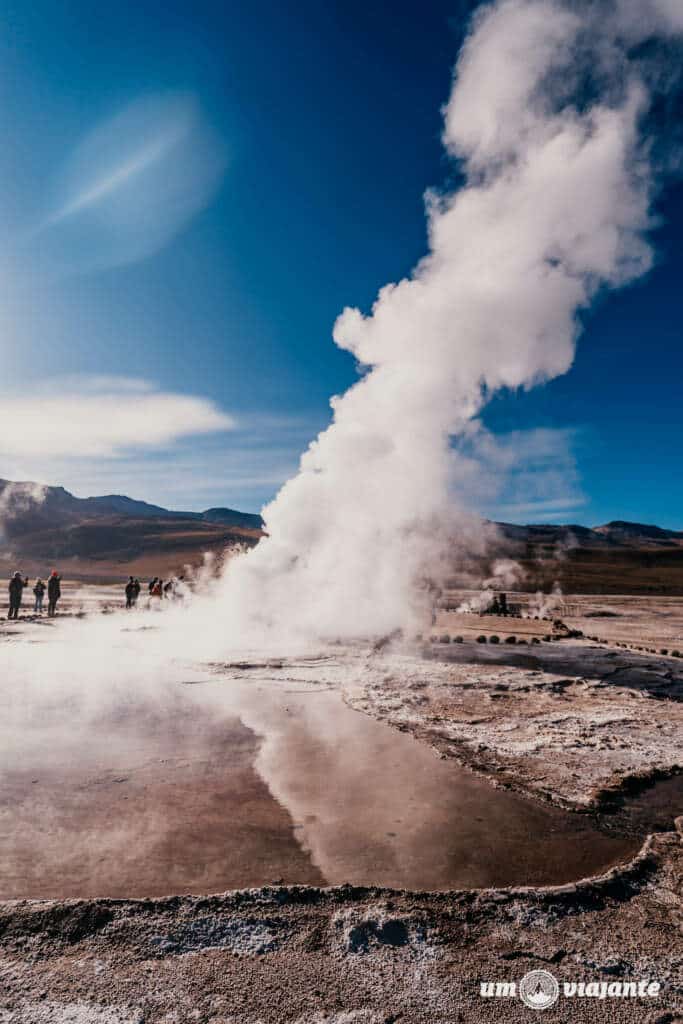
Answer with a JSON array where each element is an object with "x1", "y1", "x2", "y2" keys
[
  {"x1": 47, "y1": 128, "x2": 185, "y2": 225},
  {"x1": 451, "y1": 423, "x2": 587, "y2": 525},
  {"x1": 0, "y1": 397, "x2": 326, "y2": 512},
  {"x1": 28, "y1": 92, "x2": 227, "y2": 272},
  {"x1": 0, "y1": 376, "x2": 234, "y2": 459}
]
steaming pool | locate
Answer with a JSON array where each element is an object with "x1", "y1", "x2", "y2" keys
[{"x1": 0, "y1": 618, "x2": 675, "y2": 899}]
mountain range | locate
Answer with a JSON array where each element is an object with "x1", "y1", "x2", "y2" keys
[
  {"x1": 1, "y1": 478, "x2": 682, "y2": 592},
  {"x1": 490, "y1": 519, "x2": 683, "y2": 594},
  {"x1": 0, "y1": 479, "x2": 263, "y2": 580}
]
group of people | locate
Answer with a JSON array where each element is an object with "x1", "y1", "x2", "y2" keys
[
  {"x1": 7, "y1": 570, "x2": 61, "y2": 619},
  {"x1": 124, "y1": 575, "x2": 185, "y2": 608},
  {"x1": 124, "y1": 577, "x2": 142, "y2": 608},
  {"x1": 7, "y1": 569, "x2": 187, "y2": 619}
]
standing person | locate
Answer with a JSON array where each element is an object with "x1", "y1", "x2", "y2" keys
[
  {"x1": 148, "y1": 577, "x2": 157, "y2": 594},
  {"x1": 8, "y1": 572, "x2": 26, "y2": 620},
  {"x1": 33, "y1": 578, "x2": 46, "y2": 614},
  {"x1": 125, "y1": 577, "x2": 135, "y2": 609},
  {"x1": 47, "y1": 571, "x2": 61, "y2": 617},
  {"x1": 132, "y1": 578, "x2": 141, "y2": 606},
  {"x1": 150, "y1": 577, "x2": 163, "y2": 607}
]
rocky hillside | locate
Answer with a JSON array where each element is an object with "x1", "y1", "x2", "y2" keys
[
  {"x1": 2, "y1": 478, "x2": 682, "y2": 592},
  {"x1": 0, "y1": 479, "x2": 263, "y2": 580},
  {"x1": 491, "y1": 519, "x2": 683, "y2": 594}
]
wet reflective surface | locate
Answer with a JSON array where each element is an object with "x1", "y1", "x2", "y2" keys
[{"x1": 0, "y1": 671, "x2": 650, "y2": 898}]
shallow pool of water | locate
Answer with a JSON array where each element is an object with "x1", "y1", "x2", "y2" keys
[{"x1": 0, "y1": 664, "x2": 651, "y2": 898}]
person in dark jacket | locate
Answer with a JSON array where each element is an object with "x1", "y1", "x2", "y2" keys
[
  {"x1": 33, "y1": 578, "x2": 46, "y2": 614},
  {"x1": 132, "y1": 578, "x2": 141, "y2": 605},
  {"x1": 47, "y1": 571, "x2": 61, "y2": 616},
  {"x1": 8, "y1": 572, "x2": 27, "y2": 620},
  {"x1": 125, "y1": 577, "x2": 135, "y2": 609}
]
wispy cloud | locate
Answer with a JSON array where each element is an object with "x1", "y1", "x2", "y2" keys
[
  {"x1": 0, "y1": 383, "x2": 327, "y2": 512},
  {"x1": 497, "y1": 496, "x2": 588, "y2": 519},
  {"x1": 41, "y1": 449, "x2": 304, "y2": 511},
  {"x1": 451, "y1": 422, "x2": 587, "y2": 524},
  {"x1": 30, "y1": 92, "x2": 227, "y2": 272},
  {"x1": 0, "y1": 375, "x2": 234, "y2": 458}
]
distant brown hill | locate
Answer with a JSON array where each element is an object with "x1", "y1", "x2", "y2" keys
[
  {"x1": 2, "y1": 479, "x2": 682, "y2": 592},
  {"x1": 0, "y1": 480, "x2": 263, "y2": 581},
  {"x1": 490, "y1": 520, "x2": 683, "y2": 595}
]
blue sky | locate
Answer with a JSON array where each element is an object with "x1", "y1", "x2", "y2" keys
[{"x1": 0, "y1": 0, "x2": 681, "y2": 527}]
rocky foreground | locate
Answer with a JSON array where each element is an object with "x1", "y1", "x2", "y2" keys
[
  {"x1": 0, "y1": 825, "x2": 680, "y2": 1023},
  {"x1": 347, "y1": 637, "x2": 683, "y2": 813},
  {"x1": 1, "y1": 597, "x2": 682, "y2": 1022}
]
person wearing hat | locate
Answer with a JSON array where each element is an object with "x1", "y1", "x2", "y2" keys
[{"x1": 47, "y1": 571, "x2": 61, "y2": 617}]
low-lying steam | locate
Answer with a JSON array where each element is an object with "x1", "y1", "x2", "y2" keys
[{"x1": 189, "y1": 0, "x2": 683, "y2": 649}]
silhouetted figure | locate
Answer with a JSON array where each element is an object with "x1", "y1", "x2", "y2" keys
[
  {"x1": 499, "y1": 592, "x2": 508, "y2": 616},
  {"x1": 47, "y1": 571, "x2": 61, "y2": 616},
  {"x1": 8, "y1": 572, "x2": 27, "y2": 620},
  {"x1": 125, "y1": 577, "x2": 136, "y2": 609},
  {"x1": 150, "y1": 578, "x2": 163, "y2": 605},
  {"x1": 132, "y1": 578, "x2": 141, "y2": 605},
  {"x1": 148, "y1": 577, "x2": 158, "y2": 594},
  {"x1": 33, "y1": 578, "x2": 45, "y2": 614}
]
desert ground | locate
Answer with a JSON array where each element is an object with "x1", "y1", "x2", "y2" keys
[{"x1": 0, "y1": 589, "x2": 681, "y2": 1021}]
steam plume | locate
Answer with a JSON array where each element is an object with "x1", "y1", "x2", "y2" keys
[
  {"x1": 194, "y1": 0, "x2": 682, "y2": 648},
  {"x1": 0, "y1": 480, "x2": 47, "y2": 544}
]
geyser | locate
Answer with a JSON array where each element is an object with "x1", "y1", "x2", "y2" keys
[{"x1": 191, "y1": 0, "x2": 683, "y2": 650}]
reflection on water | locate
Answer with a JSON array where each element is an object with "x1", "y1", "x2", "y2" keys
[
  {"x1": 238, "y1": 684, "x2": 641, "y2": 890},
  {"x1": 0, "y1": 658, "x2": 649, "y2": 898}
]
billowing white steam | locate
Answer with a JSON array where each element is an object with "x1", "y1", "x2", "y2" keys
[
  {"x1": 0, "y1": 480, "x2": 47, "y2": 520},
  {"x1": 0, "y1": 480, "x2": 47, "y2": 544},
  {"x1": 457, "y1": 558, "x2": 527, "y2": 613},
  {"x1": 188, "y1": 0, "x2": 681, "y2": 649},
  {"x1": 524, "y1": 581, "x2": 565, "y2": 619}
]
